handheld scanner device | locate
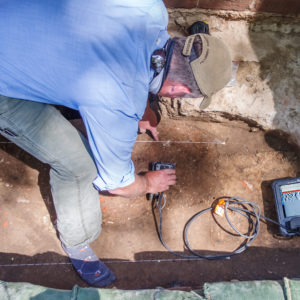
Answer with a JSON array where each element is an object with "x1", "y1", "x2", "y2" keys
[{"x1": 148, "y1": 162, "x2": 175, "y2": 201}]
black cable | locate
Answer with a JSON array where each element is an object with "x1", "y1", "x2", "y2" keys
[
  {"x1": 152, "y1": 192, "x2": 197, "y2": 259},
  {"x1": 152, "y1": 195, "x2": 300, "y2": 260}
]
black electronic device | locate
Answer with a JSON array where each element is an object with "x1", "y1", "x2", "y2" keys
[
  {"x1": 151, "y1": 161, "x2": 175, "y2": 171},
  {"x1": 272, "y1": 177, "x2": 300, "y2": 236},
  {"x1": 148, "y1": 162, "x2": 175, "y2": 201}
]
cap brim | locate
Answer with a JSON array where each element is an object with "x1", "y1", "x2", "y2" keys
[
  {"x1": 200, "y1": 96, "x2": 212, "y2": 109},
  {"x1": 190, "y1": 34, "x2": 232, "y2": 97}
]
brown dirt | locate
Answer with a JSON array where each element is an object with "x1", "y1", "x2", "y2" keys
[{"x1": 0, "y1": 117, "x2": 299, "y2": 290}]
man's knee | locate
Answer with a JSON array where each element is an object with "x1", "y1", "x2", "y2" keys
[
  {"x1": 59, "y1": 218, "x2": 102, "y2": 248},
  {"x1": 50, "y1": 144, "x2": 97, "y2": 183}
]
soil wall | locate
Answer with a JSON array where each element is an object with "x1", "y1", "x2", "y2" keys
[
  {"x1": 163, "y1": 0, "x2": 300, "y2": 15},
  {"x1": 160, "y1": 9, "x2": 300, "y2": 146}
]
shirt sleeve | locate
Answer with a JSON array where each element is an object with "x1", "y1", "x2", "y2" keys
[{"x1": 79, "y1": 105, "x2": 139, "y2": 191}]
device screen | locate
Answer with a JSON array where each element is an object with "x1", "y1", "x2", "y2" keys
[{"x1": 280, "y1": 183, "x2": 300, "y2": 217}]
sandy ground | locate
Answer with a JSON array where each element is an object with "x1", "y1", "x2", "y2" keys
[{"x1": 0, "y1": 117, "x2": 300, "y2": 290}]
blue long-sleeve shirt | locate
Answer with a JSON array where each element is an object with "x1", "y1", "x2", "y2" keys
[{"x1": 0, "y1": 0, "x2": 169, "y2": 190}]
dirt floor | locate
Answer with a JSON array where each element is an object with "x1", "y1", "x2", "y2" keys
[{"x1": 0, "y1": 116, "x2": 300, "y2": 291}]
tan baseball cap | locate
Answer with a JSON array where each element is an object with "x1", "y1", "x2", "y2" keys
[{"x1": 182, "y1": 34, "x2": 232, "y2": 109}]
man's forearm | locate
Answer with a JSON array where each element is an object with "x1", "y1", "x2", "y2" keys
[
  {"x1": 108, "y1": 169, "x2": 176, "y2": 198},
  {"x1": 108, "y1": 174, "x2": 149, "y2": 198}
]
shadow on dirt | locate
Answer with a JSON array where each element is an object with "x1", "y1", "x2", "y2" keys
[
  {"x1": 0, "y1": 136, "x2": 57, "y2": 225},
  {"x1": 0, "y1": 246, "x2": 300, "y2": 290}
]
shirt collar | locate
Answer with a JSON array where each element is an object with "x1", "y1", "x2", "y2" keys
[{"x1": 149, "y1": 68, "x2": 164, "y2": 94}]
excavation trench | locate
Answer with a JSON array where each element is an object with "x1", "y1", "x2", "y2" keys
[{"x1": 0, "y1": 6, "x2": 299, "y2": 291}]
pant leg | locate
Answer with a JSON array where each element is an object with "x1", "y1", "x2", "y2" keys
[{"x1": 0, "y1": 94, "x2": 101, "y2": 247}]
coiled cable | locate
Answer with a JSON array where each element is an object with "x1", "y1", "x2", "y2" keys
[{"x1": 152, "y1": 194, "x2": 299, "y2": 260}]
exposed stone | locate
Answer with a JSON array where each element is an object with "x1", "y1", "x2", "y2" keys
[
  {"x1": 163, "y1": 0, "x2": 300, "y2": 15},
  {"x1": 161, "y1": 9, "x2": 300, "y2": 146}
]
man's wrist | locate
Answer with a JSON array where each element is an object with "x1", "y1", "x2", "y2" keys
[
  {"x1": 140, "y1": 173, "x2": 150, "y2": 194},
  {"x1": 108, "y1": 173, "x2": 149, "y2": 198}
]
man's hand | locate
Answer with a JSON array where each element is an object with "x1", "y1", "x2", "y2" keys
[
  {"x1": 145, "y1": 169, "x2": 176, "y2": 193},
  {"x1": 139, "y1": 99, "x2": 159, "y2": 141},
  {"x1": 138, "y1": 120, "x2": 159, "y2": 141}
]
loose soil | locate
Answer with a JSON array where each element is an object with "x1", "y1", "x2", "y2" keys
[{"x1": 0, "y1": 117, "x2": 299, "y2": 290}]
